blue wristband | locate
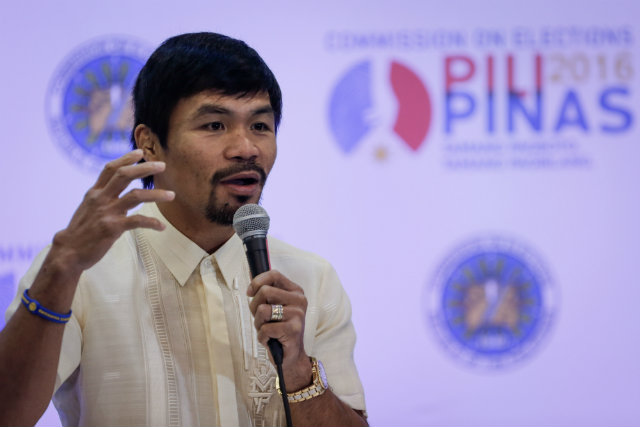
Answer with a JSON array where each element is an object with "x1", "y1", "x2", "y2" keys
[{"x1": 21, "y1": 289, "x2": 72, "y2": 324}]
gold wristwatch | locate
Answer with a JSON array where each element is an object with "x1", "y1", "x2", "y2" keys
[{"x1": 276, "y1": 357, "x2": 329, "y2": 403}]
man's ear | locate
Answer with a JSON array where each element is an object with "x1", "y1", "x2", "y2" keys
[{"x1": 134, "y1": 124, "x2": 162, "y2": 161}]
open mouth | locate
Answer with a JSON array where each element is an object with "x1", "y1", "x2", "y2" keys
[
  {"x1": 219, "y1": 171, "x2": 262, "y2": 188},
  {"x1": 223, "y1": 176, "x2": 259, "y2": 186}
]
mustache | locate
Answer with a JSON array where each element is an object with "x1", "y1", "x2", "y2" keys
[{"x1": 210, "y1": 162, "x2": 267, "y2": 186}]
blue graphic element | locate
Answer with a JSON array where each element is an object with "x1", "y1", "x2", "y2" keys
[
  {"x1": 508, "y1": 92, "x2": 543, "y2": 132},
  {"x1": 328, "y1": 60, "x2": 373, "y2": 153},
  {"x1": 445, "y1": 91, "x2": 475, "y2": 133},
  {"x1": 427, "y1": 237, "x2": 556, "y2": 369},
  {"x1": 441, "y1": 251, "x2": 543, "y2": 356},
  {"x1": 46, "y1": 37, "x2": 151, "y2": 171},
  {"x1": 487, "y1": 92, "x2": 495, "y2": 133},
  {"x1": 599, "y1": 86, "x2": 633, "y2": 133},
  {"x1": 0, "y1": 272, "x2": 15, "y2": 330},
  {"x1": 554, "y1": 90, "x2": 589, "y2": 131},
  {"x1": 63, "y1": 55, "x2": 144, "y2": 160}
]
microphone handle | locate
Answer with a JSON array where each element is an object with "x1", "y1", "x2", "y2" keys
[
  {"x1": 243, "y1": 236, "x2": 283, "y2": 362},
  {"x1": 243, "y1": 236, "x2": 271, "y2": 278}
]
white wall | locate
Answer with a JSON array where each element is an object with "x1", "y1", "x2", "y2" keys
[{"x1": 1, "y1": 1, "x2": 638, "y2": 425}]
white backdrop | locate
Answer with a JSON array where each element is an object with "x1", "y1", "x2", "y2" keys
[{"x1": 1, "y1": 1, "x2": 639, "y2": 426}]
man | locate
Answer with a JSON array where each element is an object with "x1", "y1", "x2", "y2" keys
[{"x1": 0, "y1": 33, "x2": 367, "y2": 426}]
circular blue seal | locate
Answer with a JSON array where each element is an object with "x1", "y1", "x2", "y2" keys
[
  {"x1": 426, "y1": 236, "x2": 558, "y2": 369},
  {"x1": 45, "y1": 36, "x2": 151, "y2": 171}
]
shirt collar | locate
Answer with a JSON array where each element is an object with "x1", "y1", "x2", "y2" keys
[
  {"x1": 140, "y1": 202, "x2": 208, "y2": 286},
  {"x1": 212, "y1": 232, "x2": 246, "y2": 289},
  {"x1": 139, "y1": 203, "x2": 247, "y2": 288}
]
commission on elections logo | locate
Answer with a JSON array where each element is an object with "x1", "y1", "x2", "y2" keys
[
  {"x1": 328, "y1": 59, "x2": 432, "y2": 158},
  {"x1": 46, "y1": 36, "x2": 151, "y2": 170},
  {"x1": 426, "y1": 236, "x2": 557, "y2": 368}
]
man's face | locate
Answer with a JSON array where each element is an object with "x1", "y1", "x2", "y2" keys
[{"x1": 152, "y1": 90, "x2": 277, "y2": 227}]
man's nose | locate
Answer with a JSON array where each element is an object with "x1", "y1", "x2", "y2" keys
[{"x1": 225, "y1": 128, "x2": 259, "y2": 160}]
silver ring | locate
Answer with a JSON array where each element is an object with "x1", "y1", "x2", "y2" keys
[{"x1": 270, "y1": 304, "x2": 284, "y2": 322}]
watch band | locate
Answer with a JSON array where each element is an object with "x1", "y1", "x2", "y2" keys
[{"x1": 276, "y1": 357, "x2": 328, "y2": 403}]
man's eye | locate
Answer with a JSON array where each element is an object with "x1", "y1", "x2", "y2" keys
[
  {"x1": 206, "y1": 122, "x2": 224, "y2": 131},
  {"x1": 252, "y1": 122, "x2": 271, "y2": 132}
]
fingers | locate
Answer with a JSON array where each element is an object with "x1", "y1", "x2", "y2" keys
[
  {"x1": 247, "y1": 270, "x2": 303, "y2": 297},
  {"x1": 101, "y1": 161, "x2": 166, "y2": 198},
  {"x1": 247, "y1": 270, "x2": 307, "y2": 338},
  {"x1": 94, "y1": 150, "x2": 167, "y2": 200},
  {"x1": 253, "y1": 302, "x2": 305, "y2": 330},
  {"x1": 50, "y1": 150, "x2": 173, "y2": 274},
  {"x1": 87, "y1": 150, "x2": 171, "y2": 213},
  {"x1": 246, "y1": 271, "x2": 309, "y2": 376},
  {"x1": 249, "y1": 287, "x2": 307, "y2": 324},
  {"x1": 116, "y1": 188, "x2": 175, "y2": 212},
  {"x1": 255, "y1": 313, "x2": 305, "y2": 346},
  {"x1": 94, "y1": 149, "x2": 145, "y2": 189},
  {"x1": 247, "y1": 271, "x2": 305, "y2": 313},
  {"x1": 122, "y1": 214, "x2": 167, "y2": 232}
]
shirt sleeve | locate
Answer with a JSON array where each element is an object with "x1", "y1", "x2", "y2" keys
[
  {"x1": 3, "y1": 245, "x2": 83, "y2": 392},
  {"x1": 310, "y1": 262, "x2": 367, "y2": 413}
]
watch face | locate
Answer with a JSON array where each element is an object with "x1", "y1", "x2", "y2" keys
[{"x1": 317, "y1": 360, "x2": 328, "y2": 389}]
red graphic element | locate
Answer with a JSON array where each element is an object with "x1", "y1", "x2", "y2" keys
[
  {"x1": 390, "y1": 61, "x2": 432, "y2": 151},
  {"x1": 535, "y1": 54, "x2": 543, "y2": 91},
  {"x1": 445, "y1": 56, "x2": 476, "y2": 91},
  {"x1": 487, "y1": 56, "x2": 494, "y2": 91},
  {"x1": 508, "y1": 54, "x2": 543, "y2": 96}
]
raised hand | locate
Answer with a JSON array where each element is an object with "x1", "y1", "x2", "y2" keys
[
  {"x1": 0, "y1": 149, "x2": 175, "y2": 426},
  {"x1": 51, "y1": 149, "x2": 174, "y2": 274}
]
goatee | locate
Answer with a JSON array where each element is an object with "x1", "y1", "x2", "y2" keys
[
  {"x1": 205, "y1": 196, "x2": 253, "y2": 225},
  {"x1": 204, "y1": 162, "x2": 267, "y2": 225}
]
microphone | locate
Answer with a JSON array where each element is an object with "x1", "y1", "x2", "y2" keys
[
  {"x1": 232, "y1": 204, "x2": 283, "y2": 362},
  {"x1": 233, "y1": 203, "x2": 271, "y2": 279},
  {"x1": 233, "y1": 204, "x2": 292, "y2": 427}
]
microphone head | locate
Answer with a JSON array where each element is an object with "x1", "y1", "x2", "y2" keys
[{"x1": 233, "y1": 204, "x2": 270, "y2": 241}]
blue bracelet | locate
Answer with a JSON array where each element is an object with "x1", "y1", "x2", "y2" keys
[{"x1": 21, "y1": 289, "x2": 72, "y2": 324}]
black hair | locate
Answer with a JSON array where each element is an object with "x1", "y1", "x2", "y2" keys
[{"x1": 130, "y1": 32, "x2": 282, "y2": 188}]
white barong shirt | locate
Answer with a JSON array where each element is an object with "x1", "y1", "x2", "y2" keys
[{"x1": 6, "y1": 203, "x2": 366, "y2": 426}]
